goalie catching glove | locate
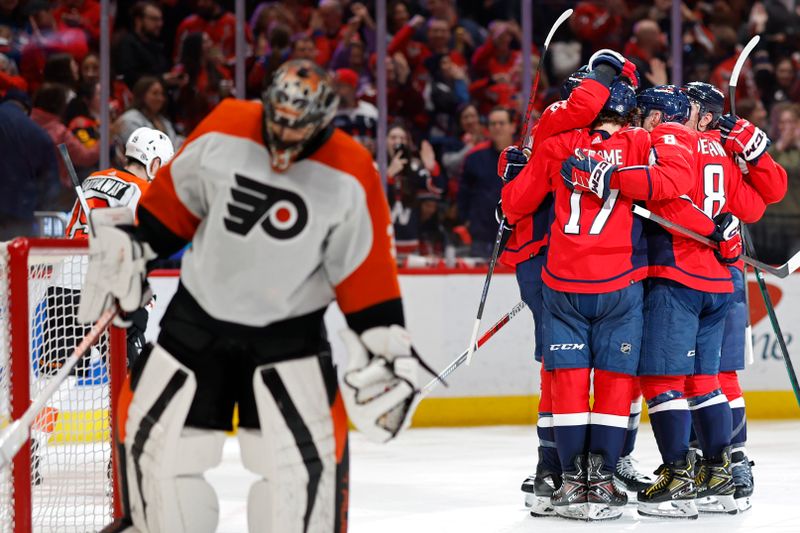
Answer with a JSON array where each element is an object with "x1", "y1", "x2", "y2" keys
[
  {"x1": 339, "y1": 325, "x2": 438, "y2": 443},
  {"x1": 78, "y1": 207, "x2": 156, "y2": 325}
]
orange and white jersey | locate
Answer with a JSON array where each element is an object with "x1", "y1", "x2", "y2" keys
[
  {"x1": 138, "y1": 99, "x2": 401, "y2": 328},
  {"x1": 65, "y1": 168, "x2": 150, "y2": 238}
]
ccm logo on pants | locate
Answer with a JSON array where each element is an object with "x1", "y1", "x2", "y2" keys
[{"x1": 550, "y1": 343, "x2": 586, "y2": 351}]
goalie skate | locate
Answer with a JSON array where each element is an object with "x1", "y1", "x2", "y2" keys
[{"x1": 637, "y1": 452, "x2": 698, "y2": 520}]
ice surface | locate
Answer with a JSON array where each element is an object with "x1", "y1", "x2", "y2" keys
[{"x1": 208, "y1": 421, "x2": 800, "y2": 533}]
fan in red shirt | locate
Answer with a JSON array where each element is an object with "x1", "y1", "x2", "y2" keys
[
  {"x1": 495, "y1": 49, "x2": 637, "y2": 517},
  {"x1": 174, "y1": 0, "x2": 250, "y2": 62},
  {"x1": 680, "y1": 81, "x2": 787, "y2": 513}
]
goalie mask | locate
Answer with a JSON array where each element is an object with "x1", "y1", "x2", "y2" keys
[{"x1": 263, "y1": 59, "x2": 339, "y2": 172}]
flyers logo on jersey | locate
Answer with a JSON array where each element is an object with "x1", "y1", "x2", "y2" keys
[{"x1": 224, "y1": 174, "x2": 308, "y2": 239}]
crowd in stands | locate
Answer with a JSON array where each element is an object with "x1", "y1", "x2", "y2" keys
[{"x1": 1, "y1": 0, "x2": 799, "y2": 262}]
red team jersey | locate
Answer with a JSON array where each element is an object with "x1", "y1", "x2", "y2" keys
[
  {"x1": 643, "y1": 124, "x2": 734, "y2": 292},
  {"x1": 500, "y1": 77, "x2": 611, "y2": 267},
  {"x1": 542, "y1": 127, "x2": 652, "y2": 293}
]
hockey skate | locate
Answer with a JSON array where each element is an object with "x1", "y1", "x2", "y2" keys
[
  {"x1": 695, "y1": 447, "x2": 738, "y2": 515},
  {"x1": 551, "y1": 455, "x2": 588, "y2": 520},
  {"x1": 614, "y1": 454, "x2": 653, "y2": 497},
  {"x1": 731, "y1": 450, "x2": 754, "y2": 512},
  {"x1": 521, "y1": 450, "x2": 561, "y2": 516},
  {"x1": 637, "y1": 451, "x2": 698, "y2": 519},
  {"x1": 586, "y1": 453, "x2": 626, "y2": 521}
]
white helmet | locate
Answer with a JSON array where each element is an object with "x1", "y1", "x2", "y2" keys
[{"x1": 125, "y1": 127, "x2": 175, "y2": 180}]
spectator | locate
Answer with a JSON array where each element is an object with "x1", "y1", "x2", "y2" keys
[
  {"x1": 0, "y1": 89, "x2": 60, "y2": 239},
  {"x1": 424, "y1": 53, "x2": 470, "y2": 137},
  {"x1": 53, "y1": 0, "x2": 101, "y2": 44},
  {"x1": 440, "y1": 103, "x2": 486, "y2": 180},
  {"x1": 0, "y1": 0, "x2": 25, "y2": 30},
  {"x1": 329, "y1": 2, "x2": 375, "y2": 71},
  {"x1": 388, "y1": 0, "x2": 411, "y2": 35},
  {"x1": 332, "y1": 67, "x2": 378, "y2": 154},
  {"x1": 64, "y1": 80, "x2": 100, "y2": 152},
  {"x1": 0, "y1": 51, "x2": 26, "y2": 93},
  {"x1": 623, "y1": 19, "x2": 667, "y2": 90},
  {"x1": 736, "y1": 97, "x2": 768, "y2": 130},
  {"x1": 171, "y1": 31, "x2": 232, "y2": 133},
  {"x1": 425, "y1": 0, "x2": 484, "y2": 51},
  {"x1": 290, "y1": 34, "x2": 318, "y2": 62},
  {"x1": 309, "y1": 0, "x2": 344, "y2": 67},
  {"x1": 458, "y1": 106, "x2": 514, "y2": 258},
  {"x1": 30, "y1": 83, "x2": 100, "y2": 208},
  {"x1": 175, "y1": 0, "x2": 245, "y2": 62},
  {"x1": 42, "y1": 52, "x2": 79, "y2": 94},
  {"x1": 361, "y1": 52, "x2": 426, "y2": 132},
  {"x1": 386, "y1": 123, "x2": 446, "y2": 256},
  {"x1": 751, "y1": 103, "x2": 800, "y2": 263},
  {"x1": 710, "y1": 25, "x2": 758, "y2": 108},
  {"x1": 114, "y1": 75, "x2": 181, "y2": 152},
  {"x1": 246, "y1": 22, "x2": 291, "y2": 97},
  {"x1": 113, "y1": 1, "x2": 169, "y2": 88}
]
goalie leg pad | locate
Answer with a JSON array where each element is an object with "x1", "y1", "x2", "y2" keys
[
  {"x1": 123, "y1": 344, "x2": 226, "y2": 533},
  {"x1": 241, "y1": 355, "x2": 347, "y2": 533}
]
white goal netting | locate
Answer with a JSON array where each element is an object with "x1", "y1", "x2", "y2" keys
[{"x1": 0, "y1": 239, "x2": 122, "y2": 533}]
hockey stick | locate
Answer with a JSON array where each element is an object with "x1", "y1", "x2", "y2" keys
[
  {"x1": 465, "y1": 10, "x2": 572, "y2": 364},
  {"x1": 424, "y1": 300, "x2": 527, "y2": 396},
  {"x1": 465, "y1": 219, "x2": 507, "y2": 365},
  {"x1": 520, "y1": 8, "x2": 573, "y2": 153},
  {"x1": 631, "y1": 205, "x2": 800, "y2": 278},
  {"x1": 729, "y1": 35, "x2": 760, "y2": 366},
  {"x1": 727, "y1": 36, "x2": 799, "y2": 404},
  {"x1": 0, "y1": 306, "x2": 118, "y2": 470},
  {"x1": 58, "y1": 143, "x2": 94, "y2": 237}
]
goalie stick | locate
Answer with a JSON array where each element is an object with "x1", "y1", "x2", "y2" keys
[
  {"x1": 631, "y1": 205, "x2": 800, "y2": 278},
  {"x1": 465, "y1": 9, "x2": 572, "y2": 365},
  {"x1": 425, "y1": 300, "x2": 527, "y2": 396},
  {"x1": 0, "y1": 306, "x2": 118, "y2": 470},
  {"x1": 728, "y1": 35, "x2": 800, "y2": 404}
]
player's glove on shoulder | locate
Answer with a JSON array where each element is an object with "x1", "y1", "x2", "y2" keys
[
  {"x1": 561, "y1": 150, "x2": 617, "y2": 201},
  {"x1": 718, "y1": 114, "x2": 770, "y2": 164},
  {"x1": 78, "y1": 207, "x2": 156, "y2": 326},
  {"x1": 339, "y1": 325, "x2": 437, "y2": 443},
  {"x1": 498, "y1": 145, "x2": 528, "y2": 182},
  {"x1": 708, "y1": 212, "x2": 742, "y2": 264}
]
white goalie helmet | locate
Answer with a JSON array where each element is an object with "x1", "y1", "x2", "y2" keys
[{"x1": 125, "y1": 127, "x2": 175, "y2": 181}]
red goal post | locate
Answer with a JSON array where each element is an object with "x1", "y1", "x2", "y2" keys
[{"x1": 0, "y1": 238, "x2": 125, "y2": 532}]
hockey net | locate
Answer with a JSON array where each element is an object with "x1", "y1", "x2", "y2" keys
[{"x1": 0, "y1": 239, "x2": 124, "y2": 533}]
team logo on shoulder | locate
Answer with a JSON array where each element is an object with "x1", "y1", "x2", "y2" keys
[{"x1": 224, "y1": 174, "x2": 308, "y2": 239}]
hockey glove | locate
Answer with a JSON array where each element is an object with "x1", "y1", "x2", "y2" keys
[
  {"x1": 497, "y1": 145, "x2": 528, "y2": 182},
  {"x1": 78, "y1": 207, "x2": 156, "y2": 326},
  {"x1": 494, "y1": 200, "x2": 514, "y2": 249},
  {"x1": 708, "y1": 212, "x2": 742, "y2": 264},
  {"x1": 561, "y1": 150, "x2": 617, "y2": 201},
  {"x1": 588, "y1": 48, "x2": 636, "y2": 82},
  {"x1": 718, "y1": 114, "x2": 771, "y2": 164},
  {"x1": 339, "y1": 325, "x2": 436, "y2": 443}
]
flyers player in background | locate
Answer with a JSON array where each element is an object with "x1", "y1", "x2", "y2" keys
[
  {"x1": 66, "y1": 127, "x2": 175, "y2": 365},
  {"x1": 80, "y1": 60, "x2": 433, "y2": 533},
  {"x1": 681, "y1": 81, "x2": 787, "y2": 513}
]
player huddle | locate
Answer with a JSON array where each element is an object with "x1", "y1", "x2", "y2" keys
[{"x1": 496, "y1": 49, "x2": 787, "y2": 521}]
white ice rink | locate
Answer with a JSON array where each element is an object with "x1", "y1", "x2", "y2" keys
[{"x1": 208, "y1": 421, "x2": 800, "y2": 533}]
